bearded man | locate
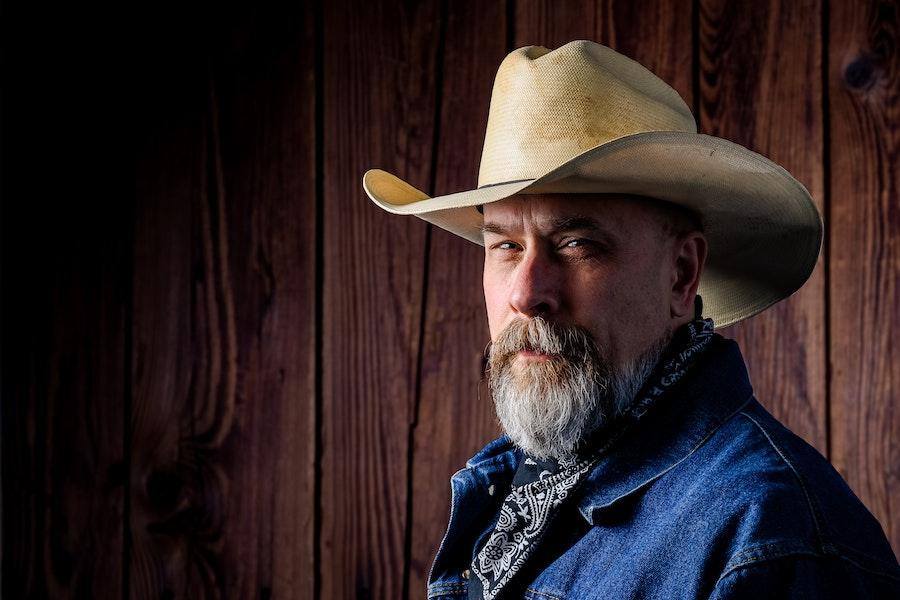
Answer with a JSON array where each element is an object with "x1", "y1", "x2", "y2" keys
[{"x1": 364, "y1": 41, "x2": 900, "y2": 599}]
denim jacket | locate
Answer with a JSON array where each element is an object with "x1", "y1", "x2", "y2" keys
[{"x1": 427, "y1": 334, "x2": 900, "y2": 599}]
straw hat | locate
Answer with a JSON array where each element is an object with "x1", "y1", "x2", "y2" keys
[{"x1": 362, "y1": 40, "x2": 822, "y2": 328}]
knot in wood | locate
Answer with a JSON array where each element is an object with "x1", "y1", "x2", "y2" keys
[
  {"x1": 843, "y1": 55, "x2": 879, "y2": 90},
  {"x1": 146, "y1": 466, "x2": 185, "y2": 513}
]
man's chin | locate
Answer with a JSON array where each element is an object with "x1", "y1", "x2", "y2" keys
[
  {"x1": 509, "y1": 353, "x2": 563, "y2": 377},
  {"x1": 505, "y1": 371, "x2": 555, "y2": 395}
]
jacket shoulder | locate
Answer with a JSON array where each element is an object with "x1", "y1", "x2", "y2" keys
[
  {"x1": 698, "y1": 398, "x2": 900, "y2": 581},
  {"x1": 709, "y1": 552, "x2": 900, "y2": 599}
]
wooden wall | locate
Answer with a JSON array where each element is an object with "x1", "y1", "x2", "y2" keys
[{"x1": 2, "y1": 0, "x2": 897, "y2": 597}]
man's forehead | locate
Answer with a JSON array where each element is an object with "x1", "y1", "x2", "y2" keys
[{"x1": 481, "y1": 194, "x2": 656, "y2": 236}]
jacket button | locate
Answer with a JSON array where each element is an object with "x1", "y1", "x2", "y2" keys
[
  {"x1": 488, "y1": 484, "x2": 495, "y2": 496},
  {"x1": 462, "y1": 569, "x2": 470, "y2": 580}
]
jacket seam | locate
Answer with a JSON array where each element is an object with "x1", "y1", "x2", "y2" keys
[
  {"x1": 723, "y1": 541, "x2": 815, "y2": 573},
  {"x1": 429, "y1": 582, "x2": 467, "y2": 590},
  {"x1": 715, "y1": 547, "x2": 900, "y2": 586},
  {"x1": 738, "y1": 410, "x2": 826, "y2": 548},
  {"x1": 827, "y1": 539, "x2": 900, "y2": 576},
  {"x1": 427, "y1": 582, "x2": 468, "y2": 598},
  {"x1": 524, "y1": 588, "x2": 562, "y2": 600},
  {"x1": 427, "y1": 467, "x2": 468, "y2": 591}
]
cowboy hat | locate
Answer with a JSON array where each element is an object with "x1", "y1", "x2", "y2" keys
[{"x1": 362, "y1": 40, "x2": 823, "y2": 329}]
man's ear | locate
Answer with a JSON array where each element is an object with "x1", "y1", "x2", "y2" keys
[{"x1": 669, "y1": 232, "x2": 707, "y2": 319}]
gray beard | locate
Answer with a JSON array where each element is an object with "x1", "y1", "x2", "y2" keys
[{"x1": 487, "y1": 317, "x2": 670, "y2": 461}]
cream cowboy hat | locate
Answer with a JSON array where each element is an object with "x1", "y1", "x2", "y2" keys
[{"x1": 362, "y1": 40, "x2": 823, "y2": 329}]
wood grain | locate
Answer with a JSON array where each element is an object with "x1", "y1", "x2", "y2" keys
[
  {"x1": 828, "y1": 0, "x2": 900, "y2": 555},
  {"x1": 129, "y1": 6, "x2": 318, "y2": 598},
  {"x1": 129, "y1": 45, "x2": 209, "y2": 597},
  {"x1": 592, "y1": 0, "x2": 693, "y2": 104},
  {"x1": 699, "y1": 0, "x2": 828, "y2": 454},
  {"x1": 515, "y1": 0, "x2": 598, "y2": 48},
  {"x1": 1, "y1": 8, "x2": 129, "y2": 595},
  {"x1": 320, "y1": 1, "x2": 442, "y2": 597},
  {"x1": 1, "y1": 167, "x2": 128, "y2": 600},
  {"x1": 408, "y1": 2, "x2": 507, "y2": 596},
  {"x1": 208, "y1": 5, "x2": 317, "y2": 597}
]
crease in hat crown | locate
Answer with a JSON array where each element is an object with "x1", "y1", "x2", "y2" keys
[{"x1": 476, "y1": 40, "x2": 696, "y2": 188}]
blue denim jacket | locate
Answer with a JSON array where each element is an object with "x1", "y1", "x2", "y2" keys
[{"x1": 427, "y1": 334, "x2": 900, "y2": 599}]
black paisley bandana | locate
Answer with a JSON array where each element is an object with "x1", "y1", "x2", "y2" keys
[{"x1": 469, "y1": 313, "x2": 716, "y2": 600}]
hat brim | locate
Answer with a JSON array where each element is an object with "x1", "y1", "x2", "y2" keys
[{"x1": 363, "y1": 131, "x2": 823, "y2": 329}]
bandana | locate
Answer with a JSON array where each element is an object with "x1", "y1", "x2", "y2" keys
[{"x1": 469, "y1": 311, "x2": 715, "y2": 600}]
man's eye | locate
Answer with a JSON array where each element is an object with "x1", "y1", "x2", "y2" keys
[
  {"x1": 495, "y1": 241, "x2": 519, "y2": 251},
  {"x1": 560, "y1": 239, "x2": 606, "y2": 257}
]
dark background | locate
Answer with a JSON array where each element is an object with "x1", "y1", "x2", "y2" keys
[{"x1": 2, "y1": 0, "x2": 897, "y2": 597}]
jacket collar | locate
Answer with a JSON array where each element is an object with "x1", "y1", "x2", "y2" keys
[
  {"x1": 575, "y1": 334, "x2": 754, "y2": 523},
  {"x1": 464, "y1": 334, "x2": 755, "y2": 525}
]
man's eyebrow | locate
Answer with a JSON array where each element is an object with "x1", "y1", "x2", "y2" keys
[{"x1": 480, "y1": 222, "x2": 512, "y2": 236}]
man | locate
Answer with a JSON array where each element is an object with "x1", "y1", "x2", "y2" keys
[{"x1": 364, "y1": 41, "x2": 900, "y2": 598}]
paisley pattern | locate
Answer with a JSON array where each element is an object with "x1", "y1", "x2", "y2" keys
[
  {"x1": 471, "y1": 316, "x2": 715, "y2": 599},
  {"x1": 473, "y1": 457, "x2": 593, "y2": 597}
]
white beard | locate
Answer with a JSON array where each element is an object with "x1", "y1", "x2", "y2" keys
[{"x1": 488, "y1": 317, "x2": 669, "y2": 460}]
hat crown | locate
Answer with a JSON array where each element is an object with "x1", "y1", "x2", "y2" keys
[{"x1": 478, "y1": 40, "x2": 696, "y2": 188}]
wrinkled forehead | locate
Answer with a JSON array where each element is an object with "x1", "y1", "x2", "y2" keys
[{"x1": 480, "y1": 193, "x2": 671, "y2": 239}]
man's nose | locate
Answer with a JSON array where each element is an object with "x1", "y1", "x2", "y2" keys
[{"x1": 508, "y1": 249, "x2": 562, "y2": 317}]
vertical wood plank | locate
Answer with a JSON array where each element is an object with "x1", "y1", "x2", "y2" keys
[
  {"x1": 591, "y1": 0, "x2": 694, "y2": 104},
  {"x1": 699, "y1": 0, "x2": 827, "y2": 453},
  {"x1": 828, "y1": 0, "x2": 900, "y2": 555},
  {"x1": 1, "y1": 6, "x2": 129, "y2": 595},
  {"x1": 208, "y1": 5, "x2": 317, "y2": 597},
  {"x1": 321, "y1": 0, "x2": 442, "y2": 597},
  {"x1": 130, "y1": 44, "x2": 207, "y2": 597},
  {"x1": 408, "y1": 2, "x2": 507, "y2": 596},
  {"x1": 515, "y1": 0, "x2": 598, "y2": 48},
  {"x1": 129, "y1": 5, "x2": 317, "y2": 597},
  {"x1": 1, "y1": 159, "x2": 128, "y2": 600}
]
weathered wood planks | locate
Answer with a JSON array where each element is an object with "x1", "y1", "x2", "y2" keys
[
  {"x1": 130, "y1": 71, "x2": 207, "y2": 597},
  {"x1": 129, "y1": 5, "x2": 317, "y2": 597},
  {"x1": 828, "y1": 0, "x2": 900, "y2": 557},
  {"x1": 1, "y1": 8, "x2": 130, "y2": 595},
  {"x1": 699, "y1": 0, "x2": 828, "y2": 454},
  {"x1": 515, "y1": 0, "x2": 598, "y2": 47},
  {"x1": 207, "y1": 5, "x2": 318, "y2": 597},
  {"x1": 320, "y1": 0, "x2": 442, "y2": 597}
]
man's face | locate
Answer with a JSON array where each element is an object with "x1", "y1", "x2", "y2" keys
[
  {"x1": 481, "y1": 193, "x2": 688, "y2": 458},
  {"x1": 482, "y1": 193, "x2": 678, "y2": 372}
]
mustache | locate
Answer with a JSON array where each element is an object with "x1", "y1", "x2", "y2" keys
[{"x1": 488, "y1": 317, "x2": 602, "y2": 367}]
